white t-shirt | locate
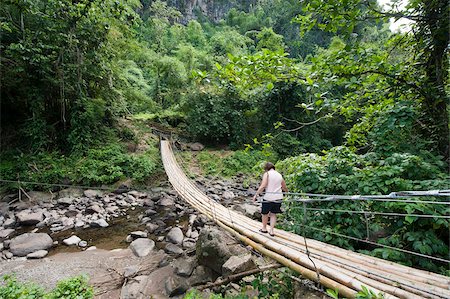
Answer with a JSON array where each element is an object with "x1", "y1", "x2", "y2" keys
[{"x1": 263, "y1": 169, "x2": 284, "y2": 201}]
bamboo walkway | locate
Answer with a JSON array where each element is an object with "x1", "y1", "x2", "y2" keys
[{"x1": 160, "y1": 140, "x2": 450, "y2": 299}]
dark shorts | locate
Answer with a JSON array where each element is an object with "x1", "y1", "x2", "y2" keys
[{"x1": 261, "y1": 201, "x2": 282, "y2": 215}]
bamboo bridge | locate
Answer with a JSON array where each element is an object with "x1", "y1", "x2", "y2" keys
[{"x1": 160, "y1": 140, "x2": 450, "y2": 299}]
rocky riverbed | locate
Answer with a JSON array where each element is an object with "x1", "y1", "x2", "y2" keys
[{"x1": 0, "y1": 178, "x2": 325, "y2": 298}]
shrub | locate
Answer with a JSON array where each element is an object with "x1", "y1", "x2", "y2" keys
[
  {"x1": 0, "y1": 275, "x2": 93, "y2": 299},
  {"x1": 277, "y1": 146, "x2": 449, "y2": 273}
]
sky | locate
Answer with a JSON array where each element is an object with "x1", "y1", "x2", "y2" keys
[{"x1": 377, "y1": 0, "x2": 414, "y2": 32}]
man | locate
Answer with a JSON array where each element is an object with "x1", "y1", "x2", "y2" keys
[{"x1": 252, "y1": 162, "x2": 288, "y2": 237}]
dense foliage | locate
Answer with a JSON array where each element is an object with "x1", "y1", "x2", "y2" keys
[{"x1": 0, "y1": 275, "x2": 93, "y2": 299}]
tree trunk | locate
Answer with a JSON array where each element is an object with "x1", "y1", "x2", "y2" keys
[{"x1": 421, "y1": 0, "x2": 449, "y2": 162}]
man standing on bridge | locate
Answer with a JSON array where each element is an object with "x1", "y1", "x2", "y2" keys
[{"x1": 253, "y1": 162, "x2": 288, "y2": 237}]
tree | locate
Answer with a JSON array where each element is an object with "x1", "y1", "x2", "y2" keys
[{"x1": 295, "y1": 0, "x2": 449, "y2": 161}]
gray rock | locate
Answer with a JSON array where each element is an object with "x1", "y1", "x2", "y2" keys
[
  {"x1": 3, "y1": 218, "x2": 15, "y2": 228},
  {"x1": 130, "y1": 231, "x2": 148, "y2": 238},
  {"x1": 58, "y1": 188, "x2": 84, "y2": 199},
  {"x1": 16, "y1": 210, "x2": 44, "y2": 226},
  {"x1": 84, "y1": 189, "x2": 103, "y2": 198},
  {"x1": 64, "y1": 210, "x2": 78, "y2": 217},
  {"x1": 75, "y1": 220, "x2": 85, "y2": 228},
  {"x1": 121, "y1": 275, "x2": 149, "y2": 299},
  {"x1": 196, "y1": 227, "x2": 246, "y2": 274},
  {"x1": 166, "y1": 227, "x2": 183, "y2": 245},
  {"x1": 0, "y1": 228, "x2": 15, "y2": 239},
  {"x1": 188, "y1": 266, "x2": 214, "y2": 285},
  {"x1": 174, "y1": 257, "x2": 196, "y2": 277},
  {"x1": 4, "y1": 250, "x2": 13, "y2": 259},
  {"x1": 27, "y1": 250, "x2": 48, "y2": 259},
  {"x1": 27, "y1": 191, "x2": 54, "y2": 202},
  {"x1": 123, "y1": 265, "x2": 140, "y2": 278},
  {"x1": 63, "y1": 235, "x2": 81, "y2": 246},
  {"x1": 210, "y1": 194, "x2": 221, "y2": 201},
  {"x1": 222, "y1": 254, "x2": 256, "y2": 276},
  {"x1": 57, "y1": 197, "x2": 74, "y2": 206},
  {"x1": 125, "y1": 235, "x2": 134, "y2": 243},
  {"x1": 146, "y1": 223, "x2": 159, "y2": 234},
  {"x1": 90, "y1": 219, "x2": 109, "y2": 228},
  {"x1": 222, "y1": 191, "x2": 235, "y2": 200},
  {"x1": 190, "y1": 230, "x2": 199, "y2": 239},
  {"x1": 129, "y1": 238, "x2": 155, "y2": 257},
  {"x1": 164, "y1": 243, "x2": 183, "y2": 255},
  {"x1": 182, "y1": 238, "x2": 196, "y2": 249},
  {"x1": 9, "y1": 233, "x2": 53, "y2": 257},
  {"x1": 158, "y1": 197, "x2": 175, "y2": 207},
  {"x1": 145, "y1": 209, "x2": 157, "y2": 216},
  {"x1": 3, "y1": 240, "x2": 11, "y2": 249},
  {"x1": 165, "y1": 276, "x2": 188, "y2": 296},
  {"x1": 143, "y1": 199, "x2": 155, "y2": 208},
  {"x1": 234, "y1": 203, "x2": 260, "y2": 219},
  {"x1": 86, "y1": 204, "x2": 102, "y2": 214},
  {"x1": 78, "y1": 240, "x2": 88, "y2": 247},
  {"x1": 188, "y1": 142, "x2": 205, "y2": 151}
]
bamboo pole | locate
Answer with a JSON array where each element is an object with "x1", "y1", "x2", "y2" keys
[{"x1": 160, "y1": 141, "x2": 450, "y2": 298}]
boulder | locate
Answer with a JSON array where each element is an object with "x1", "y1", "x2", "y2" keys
[
  {"x1": 27, "y1": 250, "x2": 48, "y2": 259},
  {"x1": 9, "y1": 233, "x2": 53, "y2": 257},
  {"x1": 16, "y1": 211, "x2": 44, "y2": 226},
  {"x1": 222, "y1": 191, "x2": 235, "y2": 200},
  {"x1": 57, "y1": 197, "x2": 74, "y2": 206},
  {"x1": 130, "y1": 238, "x2": 155, "y2": 257},
  {"x1": 63, "y1": 235, "x2": 81, "y2": 246},
  {"x1": 182, "y1": 238, "x2": 196, "y2": 249},
  {"x1": 145, "y1": 209, "x2": 157, "y2": 216},
  {"x1": 78, "y1": 241, "x2": 88, "y2": 247},
  {"x1": 196, "y1": 227, "x2": 246, "y2": 274},
  {"x1": 146, "y1": 223, "x2": 159, "y2": 234},
  {"x1": 166, "y1": 227, "x2": 183, "y2": 245},
  {"x1": 188, "y1": 266, "x2": 214, "y2": 285},
  {"x1": 158, "y1": 197, "x2": 175, "y2": 207},
  {"x1": 234, "y1": 203, "x2": 260, "y2": 219},
  {"x1": 58, "y1": 188, "x2": 84, "y2": 199},
  {"x1": 222, "y1": 254, "x2": 256, "y2": 276},
  {"x1": 90, "y1": 219, "x2": 109, "y2": 228},
  {"x1": 130, "y1": 231, "x2": 148, "y2": 239},
  {"x1": 86, "y1": 204, "x2": 102, "y2": 214},
  {"x1": 3, "y1": 218, "x2": 15, "y2": 228},
  {"x1": 164, "y1": 243, "x2": 183, "y2": 255},
  {"x1": 0, "y1": 228, "x2": 15, "y2": 239},
  {"x1": 27, "y1": 191, "x2": 54, "y2": 202},
  {"x1": 84, "y1": 189, "x2": 103, "y2": 198},
  {"x1": 123, "y1": 265, "x2": 140, "y2": 278},
  {"x1": 188, "y1": 142, "x2": 205, "y2": 151},
  {"x1": 174, "y1": 257, "x2": 196, "y2": 277},
  {"x1": 164, "y1": 276, "x2": 189, "y2": 297},
  {"x1": 120, "y1": 275, "x2": 149, "y2": 299}
]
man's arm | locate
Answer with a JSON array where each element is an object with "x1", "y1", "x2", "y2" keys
[
  {"x1": 281, "y1": 180, "x2": 288, "y2": 192},
  {"x1": 253, "y1": 173, "x2": 268, "y2": 201}
]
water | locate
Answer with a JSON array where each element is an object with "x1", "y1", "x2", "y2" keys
[{"x1": 42, "y1": 206, "x2": 189, "y2": 255}]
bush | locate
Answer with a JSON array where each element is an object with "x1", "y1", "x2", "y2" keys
[
  {"x1": 0, "y1": 143, "x2": 159, "y2": 190},
  {"x1": 0, "y1": 275, "x2": 93, "y2": 299},
  {"x1": 277, "y1": 146, "x2": 449, "y2": 273},
  {"x1": 188, "y1": 149, "x2": 276, "y2": 178}
]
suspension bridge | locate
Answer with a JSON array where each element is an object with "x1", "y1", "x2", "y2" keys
[{"x1": 161, "y1": 140, "x2": 450, "y2": 299}]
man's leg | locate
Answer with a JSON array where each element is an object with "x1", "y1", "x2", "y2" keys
[
  {"x1": 269, "y1": 213, "x2": 277, "y2": 235},
  {"x1": 262, "y1": 213, "x2": 269, "y2": 231}
]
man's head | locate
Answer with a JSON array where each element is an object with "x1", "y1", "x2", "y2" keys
[{"x1": 264, "y1": 162, "x2": 275, "y2": 172}]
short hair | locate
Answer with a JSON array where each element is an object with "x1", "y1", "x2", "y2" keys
[{"x1": 264, "y1": 162, "x2": 275, "y2": 171}]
